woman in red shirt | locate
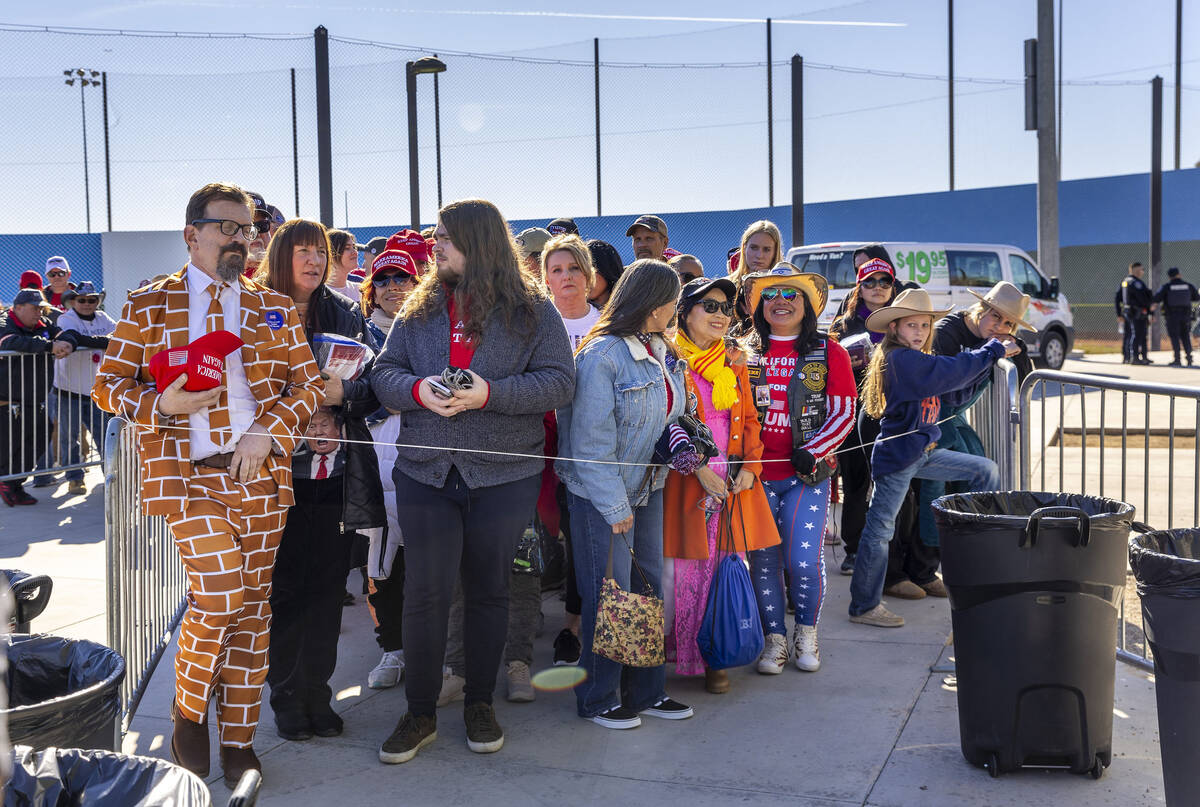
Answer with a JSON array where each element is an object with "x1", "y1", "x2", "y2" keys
[{"x1": 741, "y1": 264, "x2": 857, "y2": 675}]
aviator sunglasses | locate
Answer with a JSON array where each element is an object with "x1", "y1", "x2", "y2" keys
[{"x1": 760, "y1": 287, "x2": 799, "y2": 301}]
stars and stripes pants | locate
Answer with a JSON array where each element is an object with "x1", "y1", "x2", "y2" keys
[
  {"x1": 165, "y1": 466, "x2": 288, "y2": 748},
  {"x1": 749, "y1": 476, "x2": 830, "y2": 633}
]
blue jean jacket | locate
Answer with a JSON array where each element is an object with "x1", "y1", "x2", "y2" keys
[{"x1": 556, "y1": 334, "x2": 687, "y2": 526}]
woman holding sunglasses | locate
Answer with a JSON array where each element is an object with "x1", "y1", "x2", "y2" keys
[
  {"x1": 741, "y1": 263, "x2": 856, "y2": 674},
  {"x1": 662, "y1": 278, "x2": 776, "y2": 694},
  {"x1": 828, "y1": 257, "x2": 900, "y2": 576}
]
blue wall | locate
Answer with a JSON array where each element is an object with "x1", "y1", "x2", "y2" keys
[{"x1": 1, "y1": 232, "x2": 103, "y2": 299}]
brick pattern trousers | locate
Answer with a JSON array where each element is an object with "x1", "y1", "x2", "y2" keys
[{"x1": 165, "y1": 466, "x2": 287, "y2": 748}]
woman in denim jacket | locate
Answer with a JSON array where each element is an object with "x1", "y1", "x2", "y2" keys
[{"x1": 557, "y1": 259, "x2": 726, "y2": 731}]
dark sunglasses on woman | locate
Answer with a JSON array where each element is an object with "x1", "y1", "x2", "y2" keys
[
  {"x1": 697, "y1": 299, "x2": 735, "y2": 316},
  {"x1": 372, "y1": 273, "x2": 416, "y2": 288},
  {"x1": 861, "y1": 275, "x2": 894, "y2": 290}
]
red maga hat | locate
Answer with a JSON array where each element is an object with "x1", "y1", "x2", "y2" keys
[
  {"x1": 148, "y1": 330, "x2": 244, "y2": 392},
  {"x1": 856, "y1": 257, "x2": 895, "y2": 284},
  {"x1": 388, "y1": 228, "x2": 433, "y2": 265}
]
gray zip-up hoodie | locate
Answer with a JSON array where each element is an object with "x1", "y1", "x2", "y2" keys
[{"x1": 371, "y1": 286, "x2": 575, "y2": 489}]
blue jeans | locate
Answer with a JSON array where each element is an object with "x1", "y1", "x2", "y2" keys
[
  {"x1": 568, "y1": 489, "x2": 666, "y2": 718},
  {"x1": 49, "y1": 389, "x2": 110, "y2": 481},
  {"x1": 849, "y1": 449, "x2": 999, "y2": 616},
  {"x1": 749, "y1": 476, "x2": 830, "y2": 633}
]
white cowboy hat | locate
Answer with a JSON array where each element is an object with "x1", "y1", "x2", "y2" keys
[
  {"x1": 967, "y1": 281, "x2": 1037, "y2": 331},
  {"x1": 865, "y1": 288, "x2": 955, "y2": 333}
]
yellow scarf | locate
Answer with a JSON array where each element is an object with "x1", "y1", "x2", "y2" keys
[{"x1": 675, "y1": 331, "x2": 738, "y2": 410}]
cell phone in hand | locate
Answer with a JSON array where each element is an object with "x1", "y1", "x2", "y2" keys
[{"x1": 427, "y1": 378, "x2": 455, "y2": 399}]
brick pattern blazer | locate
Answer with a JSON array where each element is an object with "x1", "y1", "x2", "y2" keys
[{"x1": 92, "y1": 268, "x2": 325, "y2": 516}]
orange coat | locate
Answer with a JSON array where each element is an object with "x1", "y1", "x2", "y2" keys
[{"x1": 663, "y1": 359, "x2": 780, "y2": 560}]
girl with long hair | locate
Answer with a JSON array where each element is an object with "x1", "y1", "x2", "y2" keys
[
  {"x1": 740, "y1": 263, "x2": 857, "y2": 674},
  {"x1": 326, "y1": 229, "x2": 362, "y2": 302},
  {"x1": 662, "y1": 277, "x2": 778, "y2": 694},
  {"x1": 558, "y1": 259, "x2": 723, "y2": 729},
  {"x1": 848, "y1": 288, "x2": 1019, "y2": 628}
]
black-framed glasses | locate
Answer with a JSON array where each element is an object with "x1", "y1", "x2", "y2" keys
[
  {"x1": 761, "y1": 287, "x2": 799, "y2": 301},
  {"x1": 372, "y1": 273, "x2": 416, "y2": 288},
  {"x1": 75, "y1": 296, "x2": 100, "y2": 304},
  {"x1": 861, "y1": 275, "x2": 894, "y2": 290},
  {"x1": 191, "y1": 218, "x2": 259, "y2": 240},
  {"x1": 697, "y1": 299, "x2": 735, "y2": 316}
]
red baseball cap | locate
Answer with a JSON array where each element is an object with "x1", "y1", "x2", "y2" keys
[
  {"x1": 388, "y1": 228, "x2": 433, "y2": 265},
  {"x1": 856, "y1": 257, "x2": 895, "y2": 284},
  {"x1": 371, "y1": 248, "x2": 419, "y2": 277},
  {"x1": 148, "y1": 330, "x2": 244, "y2": 392},
  {"x1": 19, "y1": 270, "x2": 44, "y2": 290},
  {"x1": 661, "y1": 247, "x2": 683, "y2": 261},
  {"x1": 727, "y1": 247, "x2": 740, "y2": 275}
]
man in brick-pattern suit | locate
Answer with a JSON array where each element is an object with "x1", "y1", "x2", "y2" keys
[{"x1": 93, "y1": 183, "x2": 324, "y2": 787}]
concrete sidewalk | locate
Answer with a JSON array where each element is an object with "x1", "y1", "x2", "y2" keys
[{"x1": 0, "y1": 472, "x2": 1165, "y2": 806}]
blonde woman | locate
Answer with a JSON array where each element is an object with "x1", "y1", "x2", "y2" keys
[{"x1": 542, "y1": 234, "x2": 600, "y2": 350}]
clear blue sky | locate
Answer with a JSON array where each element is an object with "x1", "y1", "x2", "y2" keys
[{"x1": 1, "y1": 0, "x2": 1195, "y2": 233}]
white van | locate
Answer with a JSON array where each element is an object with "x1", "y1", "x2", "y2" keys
[{"x1": 785, "y1": 241, "x2": 1074, "y2": 369}]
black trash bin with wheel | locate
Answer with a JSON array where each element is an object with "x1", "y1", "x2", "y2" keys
[
  {"x1": 932, "y1": 492, "x2": 1134, "y2": 779},
  {"x1": 1129, "y1": 528, "x2": 1200, "y2": 807},
  {"x1": 1, "y1": 634, "x2": 126, "y2": 751},
  {"x1": 1, "y1": 570, "x2": 53, "y2": 634}
]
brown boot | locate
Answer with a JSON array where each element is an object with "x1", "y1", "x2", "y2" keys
[
  {"x1": 704, "y1": 668, "x2": 731, "y2": 694},
  {"x1": 170, "y1": 700, "x2": 210, "y2": 777},
  {"x1": 220, "y1": 745, "x2": 262, "y2": 789},
  {"x1": 920, "y1": 577, "x2": 949, "y2": 598},
  {"x1": 883, "y1": 580, "x2": 927, "y2": 600}
]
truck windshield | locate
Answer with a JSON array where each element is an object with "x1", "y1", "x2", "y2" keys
[{"x1": 793, "y1": 250, "x2": 856, "y2": 289}]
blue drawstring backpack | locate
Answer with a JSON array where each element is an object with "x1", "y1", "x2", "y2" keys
[{"x1": 697, "y1": 497, "x2": 764, "y2": 670}]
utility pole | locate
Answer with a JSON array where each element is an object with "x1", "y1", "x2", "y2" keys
[{"x1": 1035, "y1": 0, "x2": 1060, "y2": 281}]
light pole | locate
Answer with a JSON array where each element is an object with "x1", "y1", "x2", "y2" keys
[
  {"x1": 406, "y1": 56, "x2": 447, "y2": 231},
  {"x1": 63, "y1": 68, "x2": 102, "y2": 233}
]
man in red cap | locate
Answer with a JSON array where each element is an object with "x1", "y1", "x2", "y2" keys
[{"x1": 92, "y1": 182, "x2": 324, "y2": 788}]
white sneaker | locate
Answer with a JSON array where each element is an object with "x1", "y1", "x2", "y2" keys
[
  {"x1": 793, "y1": 625, "x2": 820, "y2": 672},
  {"x1": 367, "y1": 650, "x2": 405, "y2": 689},
  {"x1": 506, "y1": 661, "x2": 535, "y2": 703},
  {"x1": 437, "y1": 667, "x2": 466, "y2": 707},
  {"x1": 756, "y1": 633, "x2": 788, "y2": 675}
]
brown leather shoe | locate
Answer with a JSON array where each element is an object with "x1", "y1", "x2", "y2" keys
[
  {"x1": 883, "y1": 580, "x2": 927, "y2": 600},
  {"x1": 920, "y1": 577, "x2": 949, "y2": 598},
  {"x1": 220, "y1": 745, "x2": 262, "y2": 789},
  {"x1": 170, "y1": 701, "x2": 210, "y2": 777},
  {"x1": 704, "y1": 668, "x2": 731, "y2": 694}
]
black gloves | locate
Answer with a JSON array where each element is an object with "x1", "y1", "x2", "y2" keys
[{"x1": 791, "y1": 447, "x2": 816, "y2": 477}]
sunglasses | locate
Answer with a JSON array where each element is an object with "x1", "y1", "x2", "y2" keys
[
  {"x1": 760, "y1": 287, "x2": 799, "y2": 301},
  {"x1": 861, "y1": 275, "x2": 894, "y2": 290},
  {"x1": 47, "y1": 270, "x2": 68, "y2": 278},
  {"x1": 75, "y1": 296, "x2": 100, "y2": 304},
  {"x1": 372, "y1": 273, "x2": 416, "y2": 288},
  {"x1": 696, "y1": 299, "x2": 735, "y2": 316}
]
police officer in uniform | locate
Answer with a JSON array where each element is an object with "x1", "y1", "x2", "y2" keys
[
  {"x1": 1121, "y1": 261, "x2": 1154, "y2": 365},
  {"x1": 1154, "y1": 267, "x2": 1200, "y2": 366},
  {"x1": 1114, "y1": 286, "x2": 1132, "y2": 363}
]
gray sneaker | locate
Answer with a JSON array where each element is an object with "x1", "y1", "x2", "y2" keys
[
  {"x1": 367, "y1": 650, "x2": 405, "y2": 690},
  {"x1": 464, "y1": 702, "x2": 504, "y2": 753},
  {"x1": 506, "y1": 661, "x2": 535, "y2": 703},
  {"x1": 378, "y1": 713, "x2": 437, "y2": 764},
  {"x1": 849, "y1": 604, "x2": 905, "y2": 628},
  {"x1": 437, "y1": 668, "x2": 465, "y2": 707}
]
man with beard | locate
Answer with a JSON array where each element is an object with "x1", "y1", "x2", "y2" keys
[
  {"x1": 625, "y1": 214, "x2": 669, "y2": 262},
  {"x1": 92, "y1": 182, "x2": 324, "y2": 788}
]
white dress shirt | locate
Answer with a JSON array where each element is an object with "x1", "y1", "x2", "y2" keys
[{"x1": 186, "y1": 263, "x2": 258, "y2": 460}]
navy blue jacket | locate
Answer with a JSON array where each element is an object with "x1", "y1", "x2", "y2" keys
[{"x1": 871, "y1": 339, "x2": 1006, "y2": 478}]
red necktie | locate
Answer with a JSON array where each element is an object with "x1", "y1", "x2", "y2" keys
[
  {"x1": 315, "y1": 455, "x2": 329, "y2": 480},
  {"x1": 206, "y1": 283, "x2": 232, "y2": 447}
]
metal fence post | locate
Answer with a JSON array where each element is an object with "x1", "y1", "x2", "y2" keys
[
  {"x1": 314, "y1": 25, "x2": 333, "y2": 227},
  {"x1": 791, "y1": 54, "x2": 803, "y2": 247},
  {"x1": 1150, "y1": 75, "x2": 1163, "y2": 352}
]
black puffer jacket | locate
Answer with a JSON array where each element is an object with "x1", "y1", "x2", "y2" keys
[{"x1": 307, "y1": 286, "x2": 386, "y2": 533}]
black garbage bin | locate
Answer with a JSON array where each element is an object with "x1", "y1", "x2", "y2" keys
[
  {"x1": 1, "y1": 571, "x2": 53, "y2": 634},
  {"x1": 1129, "y1": 528, "x2": 1200, "y2": 807},
  {"x1": 4, "y1": 745, "x2": 211, "y2": 806},
  {"x1": 932, "y1": 491, "x2": 1134, "y2": 779},
  {"x1": 2, "y1": 635, "x2": 125, "y2": 752}
]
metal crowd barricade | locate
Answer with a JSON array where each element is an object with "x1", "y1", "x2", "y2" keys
[
  {"x1": 103, "y1": 417, "x2": 188, "y2": 734},
  {"x1": 1018, "y1": 368, "x2": 1200, "y2": 673},
  {"x1": 1, "y1": 349, "x2": 105, "y2": 485}
]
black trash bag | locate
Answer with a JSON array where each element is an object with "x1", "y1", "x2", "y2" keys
[
  {"x1": 932, "y1": 490, "x2": 1134, "y2": 532},
  {"x1": 3, "y1": 635, "x2": 125, "y2": 751},
  {"x1": 5, "y1": 745, "x2": 211, "y2": 806},
  {"x1": 1129, "y1": 529, "x2": 1200, "y2": 598}
]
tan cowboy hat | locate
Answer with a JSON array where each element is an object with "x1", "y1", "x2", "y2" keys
[
  {"x1": 744, "y1": 262, "x2": 829, "y2": 318},
  {"x1": 865, "y1": 288, "x2": 955, "y2": 333},
  {"x1": 968, "y1": 281, "x2": 1037, "y2": 331}
]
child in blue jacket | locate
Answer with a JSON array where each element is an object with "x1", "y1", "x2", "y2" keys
[{"x1": 847, "y1": 289, "x2": 1020, "y2": 627}]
